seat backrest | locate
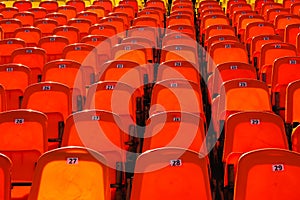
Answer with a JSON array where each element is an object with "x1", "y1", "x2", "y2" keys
[
  {"x1": 212, "y1": 62, "x2": 257, "y2": 96},
  {"x1": 38, "y1": 35, "x2": 69, "y2": 62},
  {"x1": 143, "y1": 112, "x2": 206, "y2": 153},
  {"x1": 53, "y1": 25, "x2": 80, "y2": 44},
  {"x1": 11, "y1": 47, "x2": 46, "y2": 83},
  {"x1": 157, "y1": 60, "x2": 201, "y2": 83},
  {"x1": 219, "y1": 79, "x2": 272, "y2": 120},
  {"x1": 223, "y1": 111, "x2": 288, "y2": 162},
  {"x1": 150, "y1": 79, "x2": 204, "y2": 117},
  {"x1": 130, "y1": 148, "x2": 212, "y2": 200},
  {"x1": 0, "y1": 109, "x2": 47, "y2": 182},
  {"x1": 28, "y1": 146, "x2": 111, "y2": 200},
  {"x1": 0, "y1": 64, "x2": 30, "y2": 110},
  {"x1": 234, "y1": 148, "x2": 300, "y2": 200}
]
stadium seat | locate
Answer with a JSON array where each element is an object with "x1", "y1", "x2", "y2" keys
[
  {"x1": 11, "y1": 47, "x2": 46, "y2": 83},
  {"x1": 130, "y1": 148, "x2": 212, "y2": 200},
  {"x1": 13, "y1": 11, "x2": 34, "y2": 26},
  {"x1": 0, "y1": 38, "x2": 25, "y2": 65},
  {"x1": 259, "y1": 42, "x2": 297, "y2": 87},
  {"x1": 39, "y1": 0, "x2": 59, "y2": 13},
  {"x1": 34, "y1": 18, "x2": 59, "y2": 37},
  {"x1": 13, "y1": 26, "x2": 42, "y2": 47},
  {"x1": 0, "y1": 64, "x2": 31, "y2": 110},
  {"x1": 38, "y1": 35, "x2": 69, "y2": 62},
  {"x1": 21, "y1": 82, "x2": 72, "y2": 149},
  {"x1": 57, "y1": 5, "x2": 77, "y2": 20},
  {"x1": 271, "y1": 56, "x2": 300, "y2": 119},
  {"x1": 0, "y1": 109, "x2": 47, "y2": 200},
  {"x1": 28, "y1": 146, "x2": 111, "y2": 200},
  {"x1": 234, "y1": 148, "x2": 300, "y2": 200},
  {"x1": 142, "y1": 111, "x2": 206, "y2": 153},
  {"x1": 67, "y1": 18, "x2": 92, "y2": 40},
  {"x1": 61, "y1": 110, "x2": 126, "y2": 199},
  {"x1": 0, "y1": 19, "x2": 22, "y2": 38},
  {"x1": 45, "y1": 12, "x2": 68, "y2": 25}
]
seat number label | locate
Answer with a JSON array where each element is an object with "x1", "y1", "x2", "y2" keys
[
  {"x1": 170, "y1": 159, "x2": 182, "y2": 167},
  {"x1": 67, "y1": 157, "x2": 79, "y2": 164},
  {"x1": 272, "y1": 164, "x2": 284, "y2": 172}
]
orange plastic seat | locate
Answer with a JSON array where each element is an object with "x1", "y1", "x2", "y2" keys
[
  {"x1": 42, "y1": 59, "x2": 85, "y2": 111},
  {"x1": 271, "y1": 56, "x2": 300, "y2": 118},
  {"x1": 223, "y1": 111, "x2": 288, "y2": 194},
  {"x1": 61, "y1": 110, "x2": 126, "y2": 199},
  {"x1": 284, "y1": 23, "x2": 300, "y2": 46},
  {"x1": 99, "y1": 16, "x2": 126, "y2": 38},
  {"x1": 38, "y1": 35, "x2": 69, "y2": 62},
  {"x1": 13, "y1": 0, "x2": 32, "y2": 11},
  {"x1": 85, "y1": 5, "x2": 106, "y2": 18},
  {"x1": 266, "y1": 8, "x2": 290, "y2": 23},
  {"x1": 112, "y1": 43, "x2": 148, "y2": 65},
  {"x1": 53, "y1": 25, "x2": 80, "y2": 44},
  {"x1": 161, "y1": 44, "x2": 198, "y2": 65},
  {"x1": 130, "y1": 148, "x2": 212, "y2": 200},
  {"x1": 259, "y1": 42, "x2": 297, "y2": 87},
  {"x1": 122, "y1": 37, "x2": 156, "y2": 63},
  {"x1": 237, "y1": 14, "x2": 265, "y2": 43},
  {"x1": 274, "y1": 14, "x2": 300, "y2": 37},
  {"x1": 14, "y1": 26, "x2": 42, "y2": 47},
  {"x1": 57, "y1": 5, "x2": 77, "y2": 20},
  {"x1": 163, "y1": 32, "x2": 198, "y2": 49},
  {"x1": 28, "y1": 7, "x2": 47, "y2": 19},
  {"x1": 11, "y1": 47, "x2": 46, "y2": 83},
  {"x1": 62, "y1": 43, "x2": 97, "y2": 76},
  {"x1": 150, "y1": 79, "x2": 205, "y2": 120},
  {"x1": 250, "y1": 34, "x2": 282, "y2": 65},
  {"x1": 93, "y1": 0, "x2": 112, "y2": 12},
  {"x1": 0, "y1": 38, "x2": 25, "y2": 65},
  {"x1": 13, "y1": 11, "x2": 34, "y2": 26},
  {"x1": 0, "y1": 64, "x2": 31, "y2": 110},
  {"x1": 85, "y1": 81, "x2": 142, "y2": 126},
  {"x1": 45, "y1": 12, "x2": 68, "y2": 25},
  {"x1": 212, "y1": 62, "x2": 257, "y2": 97},
  {"x1": 28, "y1": 146, "x2": 111, "y2": 200},
  {"x1": 234, "y1": 148, "x2": 300, "y2": 200},
  {"x1": 143, "y1": 112, "x2": 206, "y2": 153},
  {"x1": 128, "y1": 26, "x2": 158, "y2": 47},
  {"x1": 244, "y1": 22, "x2": 275, "y2": 49},
  {"x1": 167, "y1": 24, "x2": 196, "y2": 40},
  {"x1": 81, "y1": 35, "x2": 112, "y2": 67},
  {"x1": 208, "y1": 41, "x2": 248, "y2": 76},
  {"x1": 204, "y1": 24, "x2": 235, "y2": 43},
  {"x1": 21, "y1": 82, "x2": 72, "y2": 149},
  {"x1": 76, "y1": 10, "x2": 98, "y2": 23},
  {"x1": 0, "y1": 84, "x2": 6, "y2": 112},
  {"x1": 89, "y1": 24, "x2": 118, "y2": 46},
  {"x1": 218, "y1": 79, "x2": 272, "y2": 122},
  {"x1": 99, "y1": 59, "x2": 148, "y2": 93},
  {"x1": 66, "y1": 0, "x2": 86, "y2": 12},
  {"x1": 39, "y1": 0, "x2": 58, "y2": 13},
  {"x1": 67, "y1": 18, "x2": 92, "y2": 39},
  {"x1": 0, "y1": 7, "x2": 19, "y2": 19},
  {"x1": 292, "y1": 123, "x2": 300, "y2": 152},
  {"x1": 113, "y1": 4, "x2": 135, "y2": 21},
  {"x1": 34, "y1": 18, "x2": 59, "y2": 37},
  {"x1": 157, "y1": 60, "x2": 201, "y2": 83},
  {"x1": 0, "y1": 110, "x2": 47, "y2": 200},
  {"x1": 0, "y1": 19, "x2": 22, "y2": 38}
]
